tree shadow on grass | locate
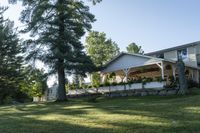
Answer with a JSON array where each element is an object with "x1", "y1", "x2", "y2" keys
[
  {"x1": 0, "y1": 109, "x2": 180, "y2": 133},
  {"x1": 84, "y1": 95, "x2": 200, "y2": 133},
  {"x1": 0, "y1": 95, "x2": 200, "y2": 133}
]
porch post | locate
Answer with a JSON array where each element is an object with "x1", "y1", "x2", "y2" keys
[
  {"x1": 196, "y1": 70, "x2": 199, "y2": 83},
  {"x1": 123, "y1": 68, "x2": 130, "y2": 82},
  {"x1": 100, "y1": 73, "x2": 106, "y2": 83},
  {"x1": 156, "y1": 62, "x2": 164, "y2": 80},
  {"x1": 161, "y1": 62, "x2": 164, "y2": 80},
  {"x1": 172, "y1": 65, "x2": 176, "y2": 80}
]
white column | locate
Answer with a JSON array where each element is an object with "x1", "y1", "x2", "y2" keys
[
  {"x1": 161, "y1": 62, "x2": 164, "y2": 80},
  {"x1": 156, "y1": 62, "x2": 164, "y2": 80},
  {"x1": 123, "y1": 68, "x2": 130, "y2": 82},
  {"x1": 191, "y1": 69, "x2": 194, "y2": 79},
  {"x1": 101, "y1": 73, "x2": 106, "y2": 83},
  {"x1": 197, "y1": 70, "x2": 200, "y2": 83},
  {"x1": 172, "y1": 65, "x2": 176, "y2": 80}
]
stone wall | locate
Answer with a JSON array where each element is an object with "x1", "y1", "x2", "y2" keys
[{"x1": 104, "y1": 88, "x2": 179, "y2": 98}]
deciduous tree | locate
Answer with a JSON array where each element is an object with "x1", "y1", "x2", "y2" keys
[
  {"x1": 85, "y1": 31, "x2": 120, "y2": 67},
  {"x1": 85, "y1": 31, "x2": 120, "y2": 86},
  {"x1": 126, "y1": 42, "x2": 144, "y2": 54}
]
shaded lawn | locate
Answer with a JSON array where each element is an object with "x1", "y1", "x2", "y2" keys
[{"x1": 0, "y1": 90, "x2": 200, "y2": 133}]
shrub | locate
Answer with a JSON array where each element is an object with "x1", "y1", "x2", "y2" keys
[
  {"x1": 99, "y1": 84, "x2": 104, "y2": 87},
  {"x1": 111, "y1": 82, "x2": 118, "y2": 86},
  {"x1": 118, "y1": 81, "x2": 126, "y2": 85},
  {"x1": 86, "y1": 94, "x2": 100, "y2": 103},
  {"x1": 164, "y1": 83, "x2": 177, "y2": 89},
  {"x1": 187, "y1": 79, "x2": 199, "y2": 88},
  {"x1": 88, "y1": 85, "x2": 93, "y2": 88},
  {"x1": 155, "y1": 76, "x2": 165, "y2": 82},
  {"x1": 3, "y1": 96, "x2": 13, "y2": 104},
  {"x1": 145, "y1": 77, "x2": 153, "y2": 82},
  {"x1": 104, "y1": 82, "x2": 110, "y2": 86}
]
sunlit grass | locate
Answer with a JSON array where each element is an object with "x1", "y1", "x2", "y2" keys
[{"x1": 0, "y1": 89, "x2": 200, "y2": 133}]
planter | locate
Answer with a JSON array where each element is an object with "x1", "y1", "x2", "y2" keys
[{"x1": 144, "y1": 81, "x2": 166, "y2": 89}]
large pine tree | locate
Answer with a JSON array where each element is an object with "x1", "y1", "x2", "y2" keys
[
  {"x1": 0, "y1": 8, "x2": 23, "y2": 103},
  {"x1": 9, "y1": 0, "x2": 96, "y2": 101}
]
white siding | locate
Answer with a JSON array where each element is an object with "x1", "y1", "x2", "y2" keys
[
  {"x1": 185, "y1": 47, "x2": 197, "y2": 67},
  {"x1": 164, "y1": 50, "x2": 177, "y2": 61},
  {"x1": 195, "y1": 45, "x2": 200, "y2": 54}
]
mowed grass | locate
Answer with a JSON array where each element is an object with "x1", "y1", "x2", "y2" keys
[{"x1": 0, "y1": 90, "x2": 200, "y2": 133}]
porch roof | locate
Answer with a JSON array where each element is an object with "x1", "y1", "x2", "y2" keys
[{"x1": 101, "y1": 52, "x2": 175, "y2": 73}]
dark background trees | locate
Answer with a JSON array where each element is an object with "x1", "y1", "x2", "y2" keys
[{"x1": 0, "y1": 8, "x2": 25, "y2": 104}]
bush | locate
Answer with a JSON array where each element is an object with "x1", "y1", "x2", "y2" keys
[
  {"x1": 187, "y1": 79, "x2": 199, "y2": 88},
  {"x1": 111, "y1": 82, "x2": 118, "y2": 86},
  {"x1": 88, "y1": 85, "x2": 93, "y2": 88},
  {"x1": 164, "y1": 83, "x2": 177, "y2": 89},
  {"x1": 118, "y1": 81, "x2": 126, "y2": 85},
  {"x1": 155, "y1": 76, "x2": 165, "y2": 82},
  {"x1": 145, "y1": 77, "x2": 153, "y2": 82},
  {"x1": 3, "y1": 96, "x2": 13, "y2": 104},
  {"x1": 86, "y1": 94, "x2": 100, "y2": 103},
  {"x1": 104, "y1": 82, "x2": 110, "y2": 86},
  {"x1": 99, "y1": 84, "x2": 104, "y2": 87}
]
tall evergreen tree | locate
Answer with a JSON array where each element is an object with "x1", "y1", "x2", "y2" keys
[
  {"x1": 9, "y1": 0, "x2": 96, "y2": 101},
  {"x1": 0, "y1": 7, "x2": 24, "y2": 104}
]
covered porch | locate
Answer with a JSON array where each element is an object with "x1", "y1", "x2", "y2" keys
[
  {"x1": 101, "y1": 61, "x2": 176, "y2": 84},
  {"x1": 101, "y1": 53, "x2": 200, "y2": 86}
]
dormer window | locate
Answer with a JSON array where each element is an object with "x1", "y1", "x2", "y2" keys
[{"x1": 177, "y1": 48, "x2": 187, "y2": 60}]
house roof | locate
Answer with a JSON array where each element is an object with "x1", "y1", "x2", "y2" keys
[
  {"x1": 146, "y1": 41, "x2": 200, "y2": 56},
  {"x1": 102, "y1": 52, "x2": 175, "y2": 71},
  {"x1": 101, "y1": 52, "x2": 200, "y2": 72}
]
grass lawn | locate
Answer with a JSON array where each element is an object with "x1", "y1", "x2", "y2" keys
[{"x1": 0, "y1": 89, "x2": 200, "y2": 133}]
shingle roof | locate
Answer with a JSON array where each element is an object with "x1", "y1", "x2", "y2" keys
[
  {"x1": 101, "y1": 52, "x2": 200, "y2": 71},
  {"x1": 146, "y1": 41, "x2": 200, "y2": 56},
  {"x1": 102, "y1": 52, "x2": 174, "y2": 69}
]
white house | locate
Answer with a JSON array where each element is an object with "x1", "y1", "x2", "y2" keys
[
  {"x1": 44, "y1": 41, "x2": 200, "y2": 99},
  {"x1": 101, "y1": 41, "x2": 200, "y2": 85}
]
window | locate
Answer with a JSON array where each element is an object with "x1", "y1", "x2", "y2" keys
[
  {"x1": 156, "y1": 53, "x2": 164, "y2": 58},
  {"x1": 177, "y1": 48, "x2": 187, "y2": 60}
]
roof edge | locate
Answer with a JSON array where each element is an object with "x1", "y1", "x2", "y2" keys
[{"x1": 146, "y1": 41, "x2": 200, "y2": 56}]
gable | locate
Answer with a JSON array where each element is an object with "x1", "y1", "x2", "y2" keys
[{"x1": 102, "y1": 54, "x2": 162, "y2": 73}]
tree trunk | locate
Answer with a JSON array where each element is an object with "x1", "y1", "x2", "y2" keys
[
  {"x1": 176, "y1": 60, "x2": 188, "y2": 95},
  {"x1": 56, "y1": 0, "x2": 67, "y2": 101},
  {"x1": 57, "y1": 59, "x2": 67, "y2": 101}
]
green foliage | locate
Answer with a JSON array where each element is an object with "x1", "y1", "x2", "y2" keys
[
  {"x1": 88, "y1": 0, "x2": 102, "y2": 5},
  {"x1": 91, "y1": 72, "x2": 101, "y2": 87},
  {"x1": 0, "y1": 8, "x2": 25, "y2": 104},
  {"x1": 187, "y1": 79, "x2": 199, "y2": 88},
  {"x1": 11, "y1": 0, "x2": 97, "y2": 101},
  {"x1": 126, "y1": 42, "x2": 144, "y2": 54},
  {"x1": 155, "y1": 76, "x2": 165, "y2": 82},
  {"x1": 85, "y1": 31, "x2": 120, "y2": 67},
  {"x1": 19, "y1": 66, "x2": 48, "y2": 98}
]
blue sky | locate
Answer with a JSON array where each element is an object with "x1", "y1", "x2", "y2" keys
[
  {"x1": 1, "y1": 0, "x2": 200, "y2": 53},
  {"x1": 88, "y1": 0, "x2": 200, "y2": 52},
  {"x1": 1, "y1": 0, "x2": 200, "y2": 85}
]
